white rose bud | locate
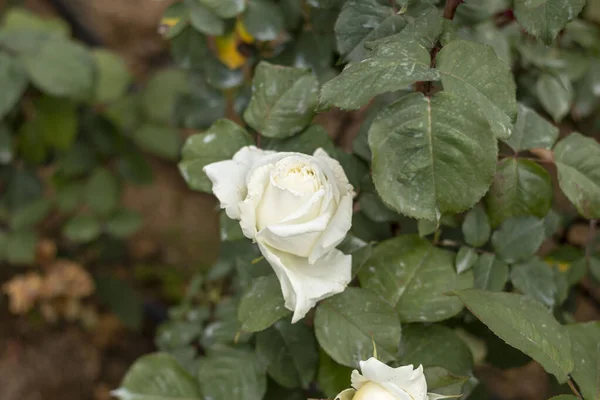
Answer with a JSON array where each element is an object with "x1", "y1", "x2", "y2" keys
[
  {"x1": 203, "y1": 146, "x2": 354, "y2": 322},
  {"x1": 336, "y1": 358, "x2": 455, "y2": 400}
]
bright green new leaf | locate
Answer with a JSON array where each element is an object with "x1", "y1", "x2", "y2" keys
[
  {"x1": 186, "y1": 0, "x2": 224, "y2": 36},
  {"x1": 6, "y1": 231, "x2": 38, "y2": 264},
  {"x1": 334, "y1": 0, "x2": 407, "y2": 62},
  {"x1": 513, "y1": 0, "x2": 585, "y2": 44},
  {"x1": 485, "y1": 158, "x2": 552, "y2": 227},
  {"x1": 462, "y1": 205, "x2": 491, "y2": 248},
  {"x1": 319, "y1": 40, "x2": 439, "y2": 110},
  {"x1": 113, "y1": 352, "x2": 201, "y2": 400},
  {"x1": 22, "y1": 39, "x2": 95, "y2": 100},
  {"x1": 565, "y1": 322, "x2": 600, "y2": 400},
  {"x1": 554, "y1": 132, "x2": 600, "y2": 219},
  {"x1": 243, "y1": 0, "x2": 284, "y2": 41},
  {"x1": 536, "y1": 73, "x2": 573, "y2": 122},
  {"x1": 197, "y1": 346, "x2": 267, "y2": 400},
  {"x1": 455, "y1": 246, "x2": 478, "y2": 274},
  {"x1": 86, "y1": 168, "x2": 120, "y2": 215},
  {"x1": 238, "y1": 274, "x2": 290, "y2": 332},
  {"x1": 0, "y1": 53, "x2": 28, "y2": 118},
  {"x1": 510, "y1": 257, "x2": 557, "y2": 308},
  {"x1": 92, "y1": 49, "x2": 132, "y2": 104},
  {"x1": 106, "y1": 209, "x2": 143, "y2": 238},
  {"x1": 179, "y1": 119, "x2": 253, "y2": 192},
  {"x1": 63, "y1": 215, "x2": 101, "y2": 243},
  {"x1": 452, "y1": 289, "x2": 573, "y2": 382},
  {"x1": 369, "y1": 92, "x2": 497, "y2": 220},
  {"x1": 314, "y1": 287, "x2": 402, "y2": 368},
  {"x1": 244, "y1": 62, "x2": 318, "y2": 138},
  {"x1": 472, "y1": 253, "x2": 509, "y2": 292},
  {"x1": 256, "y1": 319, "x2": 318, "y2": 388},
  {"x1": 197, "y1": 0, "x2": 245, "y2": 18},
  {"x1": 503, "y1": 104, "x2": 559, "y2": 152},
  {"x1": 10, "y1": 198, "x2": 52, "y2": 231},
  {"x1": 491, "y1": 216, "x2": 545, "y2": 263},
  {"x1": 359, "y1": 235, "x2": 473, "y2": 322},
  {"x1": 437, "y1": 40, "x2": 517, "y2": 139},
  {"x1": 398, "y1": 324, "x2": 474, "y2": 376}
]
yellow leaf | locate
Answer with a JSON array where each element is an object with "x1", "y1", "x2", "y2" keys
[
  {"x1": 236, "y1": 20, "x2": 255, "y2": 44},
  {"x1": 216, "y1": 33, "x2": 246, "y2": 70}
]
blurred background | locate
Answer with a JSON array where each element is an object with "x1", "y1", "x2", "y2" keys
[{"x1": 0, "y1": 1, "x2": 600, "y2": 399}]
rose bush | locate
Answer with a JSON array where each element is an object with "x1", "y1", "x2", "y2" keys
[{"x1": 204, "y1": 146, "x2": 354, "y2": 322}]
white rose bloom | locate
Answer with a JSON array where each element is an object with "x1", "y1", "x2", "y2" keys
[
  {"x1": 203, "y1": 146, "x2": 354, "y2": 322},
  {"x1": 336, "y1": 358, "x2": 455, "y2": 400}
]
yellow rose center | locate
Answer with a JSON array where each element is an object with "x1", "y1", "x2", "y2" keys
[{"x1": 353, "y1": 382, "x2": 397, "y2": 400}]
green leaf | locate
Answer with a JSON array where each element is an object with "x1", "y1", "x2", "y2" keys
[
  {"x1": 338, "y1": 233, "x2": 373, "y2": 278},
  {"x1": 470, "y1": 21, "x2": 511, "y2": 65},
  {"x1": 262, "y1": 125, "x2": 335, "y2": 155},
  {"x1": 513, "y1": 0, "x2": 585, "y2": 44},
  {"x1": 204, "y1": 56, "x2": 244, "y2": 90},
  {"x1": 92, "y1": 49, "x2": 131, "y2": 104},
  {"x1": 23, "y1": 39, "x2": 94, "y2": 100},
  {"x1": 314, "y1": 287, "x2": 402, "y2": 368},
  {"x1": 244, "y1": 62, "x2": 318, "y2": 138},
  {"x1": 359, "y1": 235, "x2": 473, "y2": 322},
  {"x1": 317, "y1": 350, "x2": 353, "y2": 398},
  {"x1": 106, "y1": 209, "x2": 143, "y2": 238},
  {"x1": 63, "y1": 215, "x2": 101, "y2": 242},
  {"x1": 4, "y1": 168, "x2": 43, "y2": 209},
  {"x1": 0, "y1": 124, "x2": 14, "y2": 164},
  {"x1": 238, "y1": 274, "x2": 290, "y2": 332},
  {"x1": 133, "y1": 124, "x2": 181, "y2": 161},
  {"x1": 186, "y1": 0, "x2": 224, "y2": 36},
  {"x1": 96, "y1": 276, "x2": 144, "y2": 330},
  {"x1": 417, "y1": 219, "x2": 437, "y2": 237},
  {"x1": 34, "y1": 96, "x2": 78, "y2": 151},
  {"x1": 219, "y1": 212, "x2": 244, "y2": 241},
  {"x1": 472, "y1": 253, "x2": 509, "y2": 292},
  {"x1": 156, "y1": 321, "x2": 204, "y2": 350},
  {"x1": 142, "y1": 68, "x2": 188, "y2": 124},
  {"x1": 399, "y1": 324, "x2": 474, "y2": 376},
  {"x1": 243, "y1": 0, "x2": 284, "y2": 41},
  {"x1": 485, "y1": 158, "x2": 552, "y2": 227},
  {"x1": 171, "y1": 26, "x2": 209, "y2": 69},
  {"x1": 319, "y1": 40, "x2": 438, "y2": 110},
  {"x1": 554, "y1": 132, "x2": 600, "y2": 219},
  {"x1": 369, "y1": 92, "x2": 497, "y2": 220},
  {"x1": 491, "y1": 216, "x2": 545, "y2": 263},
  {"x1": 256, "y1": 319, "x2": 318, "y2": 388},
  {"x1": 452, "y1": 289, "x2": 573, "y2": 382},
  {"x1": 536, "y1": 73, "x2": 573, "y2": 122},
  {"x1": 6, "y1": 231, "x2": 37, "y2": 264},
  {"x1": 437, "y1": 40, "x2": 517, "y2": 139},
  {"x1": 462, "y1": 205, "x2": 491, "y2": 248},
  {"x1": 423, "y1": 366, "x2": 469, "y2": 396},
  {"x1": 334, "y1": 0, "x2": 407, "y2": 62},
  {"x1": 197, "y1": 346, "x2": 267, "y2": 400},
  {"x1": 547, "y1": 396, "x2": 579, "y2": 400},
  {"x1": 85, "y1": 168, "x2": 120, "y2": 215},
  {"x1": 179, "y1": 119, "x2": 254, "y2": 192},
  {"x1": 114, "y1": 353, "x2": 201, "y2": 399},
  {"x1": 456, "y1": 246, "x2": 478, "y2": 274},
  {"x1": 0, "y1": 53, "x2": 28, "y2": 118},
  {"x1": 159, "y1": 2, "x2": 189, "y2": 39},
  {"x1": 359, "y1": 192, "x2": 399, "y2": 223},
  {"x1": 10, "y1": 198, "x2": 52, "y2": 230},
  {"x1": 117, "y1": 150, "x2": 153, "y2": 185},
  {"x1": 502, "y1": 104, "x2": 559, "y2": 152},
  {"x1": 510, "y1": 257, "x2": 557, "y2": 308},
  {"x1": 197, "y1": 0, "x2": 245, "y2": 18},
  {"x1": 565, "y1": 322, "x2": 600, "y2": 400}
]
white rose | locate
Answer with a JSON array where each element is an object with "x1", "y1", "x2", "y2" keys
[
  {"x1": 336, "y1": 358, "x2": 454, "y2": 400},
  {"x1": 203, "y1": 146, "x2": 354, "y2": 322}
]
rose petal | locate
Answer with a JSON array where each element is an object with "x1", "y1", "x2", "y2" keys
[
  {"x1": 203, "y1": 146, "x2": 271, "y2": 219},
  {"x1": 257, "y1": 242, "x2": 351, "y2": 323},
  {"x1": 309, "y1": 192, "x2": 353, "y2": 264},
  {"x1": 239, "y1": 163, "x2": 274, "y2": 239},
  {"x1": 353, "y1": 359, "x2": 428, "y2": 400},
  {"x1": 313, "y1": 148, "x2": 354, "y2": 198}
]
